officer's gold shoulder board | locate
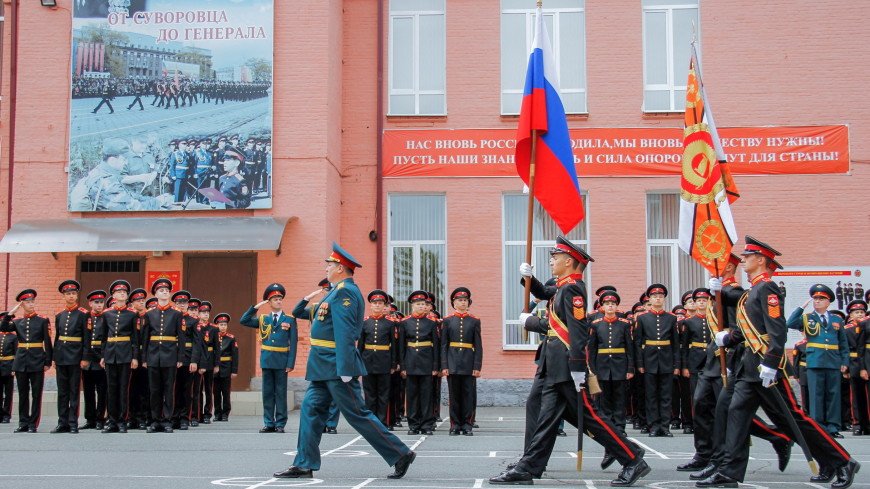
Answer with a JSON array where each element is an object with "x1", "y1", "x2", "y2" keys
[
  {"x1": 767, "y1": 294, "x2": 781, "y2": 318},
  {"x1": 572, "y1": 296, "x2": 585, "y2": 320},
  {"x1": 337, "y1": 282, "x2": 346, "y2": 290}
]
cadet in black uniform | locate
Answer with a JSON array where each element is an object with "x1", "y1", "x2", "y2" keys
[
  {"x1": 441, "y1": 287, "x2": 483, "y2": 436},
  {"x1": 845, "y1": 300, "x2": 868, "y2": 435},
  {"x1": 680, "y1": 288, "x2": 713, "y2": 436},
  {"x1": 0, "y1": 312, "x2": 17, "y2": 423},
  {"x1": 52, "y1": 280, "x2": 91, "y2": 433},
  {"x1": 141, "y1": 279, "x2": 184, "y2": 433},
  {"x1": 358, "y1": 290, "x2": 397, "y2": 428},
  {"x1": 213, "y1": 313, "x2": 238, "y2": 421},
  {"x1": 590, "y1": 290, "x2": 634, "y2": 435},
  {"x1": 197, "y1": 301, "x2": 220, "y2": 424},
  {"x1": 700, "y1": 236, "x2": 858, "y2": 489},
  {"x1": 171, "y1": 291, "x2": 201, "y2": 430},
  {"x1": 491, "y1": 237, "x2": 650, "y2": 487},
  {"x1": 399, "y1": 291, "x2": 440, "y2": 435},
  {"x1": 2, "y1": 289, "x2": 53, "y2": 433},
  {"x1": 427, "y1": 292, "x2": 445, "y2": 423},
  {"x1": 635, "y1": 284, "x2": 679, "y2": 437},
  {"x1": 387, "y1": 298, "x2": 407, "y2": 429},
  {"x1": 96, "y1": 280, "x2": 140, "y2": 433},
  {"x1": 82, "y1": 291, "x2": 108, "y2": 430},
  {"x1": 128, "y1": 288, "x2": 150, "y2": 429}
]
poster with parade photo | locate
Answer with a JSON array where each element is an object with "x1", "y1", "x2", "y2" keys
[{"x1": 68, "y1": 0, "x2": 273, "y2": 212}]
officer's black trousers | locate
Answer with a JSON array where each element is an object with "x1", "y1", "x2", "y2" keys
[
  {"x1": 433, "y1": 376, "x2": 443, "y2": 418},
  {"x1": 644, "y1": 372, "x2": 672, "y2": 433},
  {"x1": 173, "y1": 367, "x2": 194, "y2": 424},
  {"x1": 447, "y1": 374, "x2": 475, "y2": 431},
  {"x1": 15, "y1": 370, "x2": 44, "y2": 428},
  {"x1": 851, "y1": 377, "x2": 870, "y2": 431},
  {"x1": 191, "y1": 372, "x2": 203, "y2": 420},
  {"x1": 523, "y1": 374, "x2": 577, "y2": 459},
  {"x1": 362, "y1": 373, "x2": 391, "y2": 426},
  {"x1": 105, "y1": 363, "x2": 131, "y2": 426},
  {"x1": 129, "y1": 366, "x2": 149, "y2": 425},
  {"x1": 55, "y1": 364, "x2": 82, "y2": 428},
  {"x1": 692, "y1": 375, "x2": 722, "y2": 461},
  {"x1": 0, "y1": 374, "x2": 13, "y2": 420},
  {"x1": 517, "y1": 381, "x2": 641, "y2": 476},
  {"x1": 389, "y1": 372, "x2": 405, "y2": 425},
  {"x1": 82, "y1": 369, "x2": 107, "y2": 423},
  {"x1": 93, "y1": 98, "x2": 114, "y2": 113},
  {"x1": 719, "y1": 379, "x2": 850, "y2": 481},
  {"x1": 599, "y1": 379, "x2": 627, "y2": 432},
  {"x1": 149, "y1": 366, "x2": 176, "y2": 425},
  {"x1": 127, "y1": 96, "x2": 144, "y2": 110},
  {"x1": 406, "y1": 374, "x2": 434, "y2": 431},
  {"x1": 841, "y1": 376, "x2": 852, "y2": 428},
  {"x1": 471, "y1": 376, "x2": 478, "y2": 424},
  {"x1": 800, "y1": 382, "x2": 810, "y2": 412},
  {"x1": 201, "y1": 369, "x2": 215, "y2": 420},
  {"x1": 214, "y1": 376, "x2": 232, "y2": 419},
  {"x1": 632, "y1": 372, "x2": 646, "y2": 427},
  {"x1": 683, "y1": 374, "x2": 696, "y2": 426}
]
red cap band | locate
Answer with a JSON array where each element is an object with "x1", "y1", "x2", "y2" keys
[
  {"x1": 266, "y1": 290, "x2": 283, "y2": 299},
  {"x1": 19, "y1": 293, "x2": 35, "y2": 300},
  {"x1": 369, "y1": 294, "x2": 386, "y2": 302},
  {"x1": 649, "y1": 287, "x2": 665, "y2": 295},
  {"x1": 328, "y1": 251, "x2": 357, "y2": 270},
  {"x1": 744, "y1": 244, "x2": 776, "y2": 260},
  {"x1": 812, "y1": 291, "x2": 832, "y2": 300},
  {"x1": 553, "y1": 243, "x2": 589, "y2": 265}
]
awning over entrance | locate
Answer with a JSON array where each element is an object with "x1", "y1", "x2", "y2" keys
[{"x1": 0, "y1": 217, "x2": 294, "y2": 253}]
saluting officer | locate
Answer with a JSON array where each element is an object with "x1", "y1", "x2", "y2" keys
[
  {"x1": 358, "y1": 289, "x2": 397, "y2": 428},
  {"x1": 213, "y1": 313, "x2": 238, "y2": 422},
  {"x1": 127, "y1": 288, "x2": 150, "y2": 430},
  {"x1": 171, "y1": 292, "x2": 201, "y2": 430},
  {"x1": 240, "y1": 283, "x2": 298, "y2": 433},
  {"x1": 399, "y1": 291, "x2": 441, "y2": 435},
  {"x1": 96, "y1": 280, "x2": 139, "y2": 433},
  {"x1": 2, "y1": 290, "x2": 53, "y2": 433},
  {"x1": 786, "y1": 284, "x2": 849, "y2": 437},
  {"x1": 141, "y1": 279, "x2": 184, "y2": 433},
  {"x1": 441, "y1": 287, "x2": 482, "y2": 436},
  {"x1": 52, "y1": 280, "x2": 91, "y2": 434},
  {"x1": 635, "y1": 283, "x2": 679, "y2": 437},
  {"x1": 845, "y1": 300, "x2": 869, "y2": 435},
  {"x1": 590, "y1": 289, "x2": 634, "y2": 438}
]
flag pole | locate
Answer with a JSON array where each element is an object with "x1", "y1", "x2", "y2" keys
[{"x1": 523, "y1": 129, "x2": 538, "y2": 315}]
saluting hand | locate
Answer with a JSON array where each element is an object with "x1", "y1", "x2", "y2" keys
[
  {"x1": 255, "y1": 300, "x2": 269, "y2": 309},
  {"x1": 802, "y1": 298, "x2": 812, "y2": 309}
]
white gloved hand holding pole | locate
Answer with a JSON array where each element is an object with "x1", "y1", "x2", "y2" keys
[
  {"x1": 759, "y1": 365, "x2": 777, "y2": 388},
  {"x1": 715, "y1": 331, "x2": 729, "y2": 347},
  {"x1": 709, "y1": 277, "x2": 723, "y2": 293},
  {"x1": 519, "y1": 263, "x2": 533, "y2": 278},
  {"x1": 570, "y1": 371, "x2": 586, "y2": 392}
]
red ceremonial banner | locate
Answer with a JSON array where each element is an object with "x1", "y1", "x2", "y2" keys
[
  {"x1": 147, "y1": 271, "x2": 182, "y2": 291},
  {"x1": 382, "y1": 125, "x2": 849, "y2": 178}
]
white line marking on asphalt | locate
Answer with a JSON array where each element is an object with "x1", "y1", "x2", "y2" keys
[
  {"x1": 244, "y1": 477, "x2": 279, "y2": 489},
  {"x1": 488, "y1": 451, "x2": 497, "y2": 458},
  {"x1": 803, "y1": 483, "x2": 829, "y2": 489},
  {"x1": 567, "y1": 452, "x2": 577, "y2": 458},
  {"x1": 409, "y1": 435, "x2": 427, "y2": 451},
  {"x1": 498, "y1": 417, "x2": 504, "y2": 421},
  {"x1": 627, "y1": 437, "x2": 669, "y2": 459},
  {"x1": 322, "y1": 435, "x2": 363, "y2": 457},
  {"x1": 473, "y1": 478, "x2": 484, "y2": 488},
  {"x1": 71, "y1": 103, "x2": 257, "y2": 140},
  {"x1": 582, "y1": 479, "x2": 597, "y2": 489},
  {"x1": 350, "y1": 478, "x2": 376, "y2": 489}
]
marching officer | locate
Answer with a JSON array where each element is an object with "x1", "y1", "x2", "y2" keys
[
  {"x1": 0, "y1": 311, "x2": 15, "y2": 424},
  {"x1": 141, "y1": 279, "x2": 184, "y2": 433},
  {"x1": 358, "y1": 289, "x2": 398, "y2": 428},
  {"x1": 96, "y1": 280, "x2": 140, "y2": 433},
  {"x1": 52, "y1": 280, "x2": 91, "y2": 434},
  {"x1": 680, "y1": 288, "x2": 714, "y2": 435},
  {"x1": 635, "y1": 283, "x2": 679, "y2": 437},
  {"x1": 786, "y1": 284, "x2": 849, "y2": 437},
  {"x1": 128, "y1": 288, "x2": 150, "y2": 429},
  {"x1": 82, "y1": 290, "x2": 108, "y2": 430},
  {"x1": 1, "y1": 289, "x2": 53, "y2": 433},
  {"x1": 213, "y1": 313, "x2": 238, "y2": 422},
  {"x1": 240, "y1": 283, "x2": 298, "y2": 433},
  {"x1": 701, "y1": 236, "x2": 858, "y2": 489},
  {"x1": 399, "y1": 290, "x2": 441, "y2": 435},
  {"x1": 170, "y1": 291, "x2": 201, "y2": 430},
  {"x1": 844, "y1": 300, "x2": 868, "y2": 435},
  {"x1": 441, "y1": 287, "x2": 483, "y2": 436},
  {"x1": 196, "y1": 301, "x2": 220, "y2": 424},
  {"x1": 589, "y1": 289, "x2": 634, "y2": 435}
]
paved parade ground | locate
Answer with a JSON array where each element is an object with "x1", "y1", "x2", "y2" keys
[{"x1": 0, "y1": 407, "x2": 867, "y2": 489}]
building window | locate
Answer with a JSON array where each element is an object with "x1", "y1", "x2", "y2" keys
[
  {"x1": 503, "y1": 194, "x2": 589, "y2": 349},
  {"x1": 388, "y1": 194, "x2": 447, "y2": 315},
  {"x1": 500, "y1": 0, "x2": 587, "y2": 115},
  {"x1": 389, "y1": 0, "x2": 446, "y2": 116},
  {"x1": 642, "y1": 0, "x2": 699, "y2": 112},
  {"x1": 646, "y1": 193, "x2": 707, "y2": 308}
]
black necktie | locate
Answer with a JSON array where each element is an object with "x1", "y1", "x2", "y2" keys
[
  {"x1": 820, "y1": 315, "x2": 827, "y2": 327},
  {"x1": 273, "y1": 314, "x2": 279, "y2": 325}
]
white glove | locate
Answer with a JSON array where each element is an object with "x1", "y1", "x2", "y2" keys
[
  {"x1": 519, "y1": 263, "x2": 533, "y2": 278},
  {"x1": 519, "y1": 312, "x2": 533, "y2": 325},
  {"x1": 709, "y1": 277, "x2": 723, "y2": 292},
  {"x1": 715, "y1": 331, "x2": 729, "y2": 347},
  {"x1": 571, "y1": 371, "x2": 586, "y2": 392},
  {"x1": 759, "y1": 365, "x2": 777, "y2": 388},
  {"x1": 340, "y1": 376, "x2": 352, "y2": 383},
  {"x1": 726, "y1": 368, "x2": 732, "y2": 377}
]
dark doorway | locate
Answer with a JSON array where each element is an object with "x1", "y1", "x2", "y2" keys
[
  {"x1": 77, "y1": 258, "x2": 146, "y2": 307},
  {"x1": 184, "y1": 253, "x2": 257, "y2": 389}
]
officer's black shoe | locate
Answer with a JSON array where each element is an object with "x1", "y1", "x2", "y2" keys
[
  {"x1": 179, "y1": 423, "x2": 189, "y2": 430},
  {"x1": 259, "y1": 426, "x2": 276, "y2": 433},
  {"x1": 601, "y1": 452, "x2": 617, "y2": 470},
  {"x1": 436, "y1": 417, "x2": 443, "y2": 422},
  {"x1": 648, "y1": 431, "x2": 659, "y2": 437},
  {"x1": 393, "y1": 422, "x2": 403, "y2": 428},
  {"x1": 51, "y1": 425, "x2": 70, "y2": 434},
  {"x1": 660, "y1": 429, "x2": 674, "y2": 437},
  {"x1": 677, "y1": 458, "x2": 708, "y2": 472},
  {"x1": 118, "y1": 425, "x2": 128, "y2": 433},
  {"x1": 831, "y1": 459, "x2": 860, "y2": 489},
  {"x1": 70, "y1": 426, "x2": 79, "y2": 434},
  {"x1": 422, "y1": 429, "x2": 434, "y2": 435},
  {"x1": 326, "y1": 427, "x2": 337, "y2": 434},
  {"x1": 14, "y1": 425, "x2": 28, "y2": 433},
  {"x1": 611, "y1": 456, "x2": 651, "y2": 487},
  {"x1": 463, "y1": 430, "x2": 473, "y2": 436},
  {"x1": 27, "y1": 426, "x2": 37, "y2": 433},
  {"x1": 275, "y1": 427, "x2": 286, "y2": 433},
  {"x1": 640, "y1": 426, "x2": 650, "y2": 434},
  {"x1": 387, "y1": 450, "x2": 417, "y2": 479},
  {"x1": 852, "y1": 428, "x2": 864, "y2": 436},
  {"x1": 101, "y1": 424, "x2": 118, "y2": 433},
  {"x1": 139, "y1": 422, "x2": 148, "y2": 430},
  {"x1": 163, "y1": 425, "x2": 174, "y2": 433},
  {"x1": 473, "y1": 423, "x2": 479, "y2": 428},
  {"x1": 683, "y1": 427, "x2": 694, "y2": 434},
  {"x1": 190, "y1": 420, "x2": 199, "y2": 427},
  {"x1": 407, "y1": 429, "x2": 417, "y2": 435},
  {"x1": 773, "y1": 439, "x2": 792, "y2": 472},
  {"x1": 1, "y1": 416, "x2": 11, "y2": 423},
  {"x1": 81, "y1": 422, "x2": 95, "y2": 430},
  {"x1": 690, "y1": 463, "x2": 718, "y2": 480},
  {"x1": 146, "y1": 425, "x2": 157, "y2": 433},
  {"x1": 95, "y1": 422, "x2": 105, "y2": 430},
  {"x1": 671, "y1": 421, "x2": 682, "y2": 430},
  {"x1": 488, "y1": 467, "x2": 533, "y2": 485},
  {"x1": 695, "y1": 472, "x2": 738, "y2": 488},
  {"x1": 810, "y1": 466, "x2": 834, "y2": 483},
  {"x1": 273, "y1": 466, "x2": 313, "y2": 479},
  {"x1": 831, "y1": 431, "x2": 844, "y2": 439},
  {"x1": 126, "y1": 421, "x2": 134, "y2": 429},
  {"x1": 449, "y1": 429, "x2": 460, "y2": 436},
  {"x1": 632, "y1": 422, "x2": 640, "y2": 430},
  {"x1": 557, "y1": 429, "x2": 567, "y2": 437},
  {"x1": 202, "y1": 418, "x2": 211, "y2": 424},
  {"x1": 506, "y1": 462, "x2": 518, "y2": 471}
]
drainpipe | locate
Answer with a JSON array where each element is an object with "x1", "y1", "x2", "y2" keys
[
  {"x1": 375, "y1": 0, "x2": 384, "y2": 289},
  {"x1": 4, "y1": 0, "x2": 20, "y2": 309}
]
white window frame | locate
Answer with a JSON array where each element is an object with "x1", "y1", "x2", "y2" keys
[
  {"x1": 500, "y1": 3, "x2": 587, "y2": 115},
  {"x1": 641, "y1": 1, "x2": 699, "y2": 113},
  {"x1": 388, "y1": 2, "x2": 447, "y2": 116},
  {"x1": 501, "y1": 194, "x2": 590, "y2": 350},
  {"x1": 386, "y1": 194, "x2": 448, "y2": 315}
]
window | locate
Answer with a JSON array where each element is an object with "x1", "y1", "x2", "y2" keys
[
  {"x1": 503, "y1": 194, "x2": 589, "y2": 349},
  {"x1": 388, "y1": 194, "x2": 447, "y2": 315},
  {"x1": 501, "y1": 0, "x2": 587, "y2": 115},
  {"x1": 389, "y1": 0, "x2": 446, "y2": 116},
  {"x1": 646, "y1": 193, "x2": 707, "y2": 308},
  {"x1": 642, "y1": 0, "x2": 699, "y2": 112}
]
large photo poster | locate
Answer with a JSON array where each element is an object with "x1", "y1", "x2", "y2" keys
[{"x1": 68, "y1": 0, "x2": 274, "y2": 212}]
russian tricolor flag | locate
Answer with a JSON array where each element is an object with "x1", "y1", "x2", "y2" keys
[{"x1": 515, "y1": 6, "x2": 585, "y2": 234}]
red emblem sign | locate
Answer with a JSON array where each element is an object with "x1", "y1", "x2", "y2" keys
[
  {"x1": 767, "y1": 294, "x2": 779, "y2": 306},
  {"x1": 573, "y1": 296, "x2": 584, "y2": 308}
]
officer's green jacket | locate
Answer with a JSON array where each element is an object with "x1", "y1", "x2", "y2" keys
[
  {"x1": 239, "y1": 307, "x2": 297, "y2": 370},
  {"x1": 786, "y1": 308, "x2": 848, "y2": 369}
]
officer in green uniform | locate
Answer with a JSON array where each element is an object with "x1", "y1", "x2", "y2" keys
[
  {"x1": 274, "y1": 243, "x2": 415, "y2": 480},
  {"x1": 787, "y1": 284, "x2": 849, "y2": 437},
  {"x1": 240, "y1": 283, "x2": 298, "y2": 433}
]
